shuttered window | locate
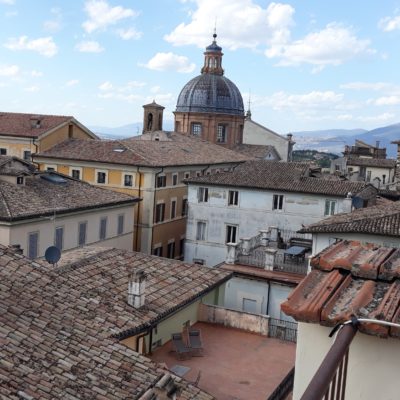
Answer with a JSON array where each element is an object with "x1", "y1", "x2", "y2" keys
[
  {"x1": 78, "y1": 222, "x2": 87, "y2": 246},
  {"x1": 99, "y1": 217, "x2": 107, "y2": 240},
  {"x1": 117, "y1": 214, "x2": 124, "y2": 235},
  {"x1": 54, "y1": 227, "x2": 64, "y2": 250},
  {"x1": 28, "y1": 232, "x2": 39, "y2": 259}
]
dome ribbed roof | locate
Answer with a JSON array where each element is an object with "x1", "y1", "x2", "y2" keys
[{"x1": 176, "y1": 74, "x2": 244, "y2": 115}]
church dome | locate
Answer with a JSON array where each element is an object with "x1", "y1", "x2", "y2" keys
[{"x1": 175, "y1": 34, "x2": 244, "y2": 116}]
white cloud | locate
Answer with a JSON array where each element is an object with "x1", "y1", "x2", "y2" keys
[
  {"x1": 24, "y1": 85, "x2": 40, "y2": 92},
  {"x1": 99, "y1": 81, "x2": 113, "y2": 91},
  {"x1": 75, "y1": 40, "x2": 104, "y2": 53},
  {"x1": 151, "y1": 85, "x2": 161, "y2": 93},
  {"x1": 357, "y1": 113, "x2": 395, "y2": 122},
  {"x1": 374, "y1": 95, "x2": 400, "y2": 106},
  {"x1": 340, "y1": 82, "x2": 391, "y2": 91},
  {"x1": 82, "y1": 0, "x2": 138, "y2": 33},
  {"x1": 266, "y1": 23, "x2": 375, "y2": 68},
  {"x1": 66, "y1": 79, "x2": 79, "y2": 87},
  {"x1": 4, "y1": 36, "x2": 58, "y2": 57},
  {"x1": 117, "y1": 27, "x2": 142, "y2": 40},
  {"x1": 379, "y1": 15, "x2": 400, "y2": 32},
  {"x1": 142, "y1": 52, "x2": 195, "y2": 73},
  {"x1": 0, "y1": 64, "x2": 19, "y2": 77},
  {"x1": 44, "y1": 8, "x2": 63, "y2": 32},
  {"x1": 31, "y1": 70, "x2": 43, "y2": 77},
  {"x1": 165, "y1": 0, "x2": 294, "y2": 50},
  {"x1": 0, "y1": 0, "x2": 15, "y2": 4}
]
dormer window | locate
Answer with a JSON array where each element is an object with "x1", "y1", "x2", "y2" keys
[{"x1": 17, "y1": 176, "x2": 24, "y2": 185}]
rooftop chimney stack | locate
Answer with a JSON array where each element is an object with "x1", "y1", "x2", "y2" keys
[{"x1": 128, "y1": 270, "x2": 146, "y2": 308}]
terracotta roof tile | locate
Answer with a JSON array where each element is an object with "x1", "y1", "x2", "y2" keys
[
  {"x1": 0, "y1": 111, "x2": 73, "y2": 138},
  {"x1": 282, "y1": 240, "x2": 400, "y2": 339},
  {"x1": 1, "y1": 245, "x2": 221, "y2": 398},
  {"x1": 35, "y1": 132, "x2": 249, "y2": 167},
  {"x1": 232, "y1": 144, "x2": 281, "y2": 160},
  {"x1": 347, "y1": 157, "x2": 397, "y2": 168},
  {"x1": 186, "y1": 160, "x2": 372, "y2": 197}
]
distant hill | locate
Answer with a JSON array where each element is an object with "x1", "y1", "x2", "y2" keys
[
  {"x1": 293, "y1": 123, "x2": 400, "y2": 158},
  {"x1": 292, "y1": 150, "x2": 338, "y2": 168}
]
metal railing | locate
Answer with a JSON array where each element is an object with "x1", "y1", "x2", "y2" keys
[
  {"x1": 274, "y1": 254, "x2": 308, "y2": 275},
  {"x1": 237, "y1": 249, "x2": 266, "y2": 267},
  {"x1": 269, "y1": 318, "x2": 298, "y2": 343},
  {"x1": 267, "y1": 367, "x2": 295, "y2": 400}
]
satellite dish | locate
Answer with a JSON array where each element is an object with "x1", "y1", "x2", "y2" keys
[{"x1": 45, "y1": 246, "x2": 61, "y2": 265}]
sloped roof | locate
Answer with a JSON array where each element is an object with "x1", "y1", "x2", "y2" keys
[
  {"x1": 299, "y1": 201, "x2": 400, "y2": 237},
  {"x1": 232, "y1": 144, "x2": 281, "y2": 160},
  {"x1": 35, "y1": 132, "x2": 250, "y2": 167},
  {"x1": 347, "y1": 157, "x2": 397, "y2": 168},
  {"x1": 0, "y1": 245, "x2": 225, "y2": 398},
  {"x1": 0, "y1": 172, "x2": 139, "y2": 221},
  {"x1": 281, "y1": 240, "x2": 400, "y2": 339},
  {"x1": 0, "y1": 111, "x2": 95, "y2": 139},
  {"x1": 186, "y1": 160, "x2": 371, "y2": 197}
]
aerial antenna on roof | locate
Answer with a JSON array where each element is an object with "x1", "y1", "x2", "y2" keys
[
  {"x1": 246, "y1": 90, "x2": 252, "y2": 119},
  {"x1": 213, "y1": 18, "x2": 217, "y2": 40},
  {"x1": 44, "y1": 245, "x2": 61, "y2": 267}
]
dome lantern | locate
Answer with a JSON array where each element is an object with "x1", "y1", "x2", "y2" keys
[{"x1": 201, "y1": 33, "x2": 224, "y2": 76}]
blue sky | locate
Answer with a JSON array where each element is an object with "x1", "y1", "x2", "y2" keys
[{"x1": 1, "y1": 0, "x2": 400, "y2": 134}]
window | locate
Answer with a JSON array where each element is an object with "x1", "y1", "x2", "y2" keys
[
  {"x1": 170, "y1": 199, "x2": 176, "y2": 219},
  {"x1": 117, "y1": 214, "x2": 124, "y2": 235},
  {"x1": 383, "y1": 174, "x2": 386, "y2": 184},
  {"x1": 172, "y1": 173, "x2": 178, "y2": 186},
  {"x1": 0, "y1": 148, "x2": 7, "y2": 155},
  {"x1": 46, "y1": 166, "x2": 56, "y2": 172},
  {"x1": 228, "y1": 190, "x2": 239, "y2": 206},
  {"x1": 153, "y1": 246, "x2": 163, "y2": 257},
  {"x1": 217, "y1": 124, "x2": 227, "y2": 143},
  {"x1": 155, "y1": 203, "x2": 165, "y2": 223},
  {"x1": 97, "y1": 171, "x2": 107, "y2": 184},
  {"x1": 191, "y1": 123, "x2": 202, "y2": 136},
  {"x1": 325, "y1": 200, "x2": 337, "y2": 216},
  {"x1": 272, "y1": 194, "x2": 284, "y2": 210},
  {"x1": 28, "y1": 232, "x2": 39, "y2": 259},
  {"x1": 167, "y1": 242, "x2": 175, "y2": 259},
  {"x1": 78, "y1": 222, "x2": 87, "y2": 246},
  {"x1": 71, "y1": 169, "x2": 80, "y2": 180},
  {"x1": 196, "y1": 221, "x2": 207, "y2": 241},
  {"x1": 123, "y1": 174, "x2": 133, "y2": 187},
  {"x1": 156, "y1": 175, "x2": 166, "y2": 188},
  {"x1": 184, "y1": 172, "x2": 190, "y2": 179},
  {"x1": 226, "y1": 225, "x2": 238, "y2": 243},
  {"x1": 366, "y1": 171, "x2": 371, "y2": 182},
  {"x1": 16, "y1": 176, "x2": 24, "y2": 185},
  {"x1": 198, "y1": 187, "x2": 209, "y2": 203},
  {"x1": 54, "y1": 226, "x2": 64, "y2": 250},
  {"x1": 99, "y1": 217, "x2": 107, "y2": 240},
  {"x1": 23, "y1": 151, "x2": 31, "y2": 161},
  {"x1": 335, "y1": 164, "x2": 340, "y2": 171},
  {"x1": 180, "y1": 238, "x2": 185, "y2": 257},
  {"x1": 181, "y1": 198, "x2": 188, "y2": 216}
]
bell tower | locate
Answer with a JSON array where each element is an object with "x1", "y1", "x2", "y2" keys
[{"x1": 142, "y1": 100, "x2": 165, "y2": 134}]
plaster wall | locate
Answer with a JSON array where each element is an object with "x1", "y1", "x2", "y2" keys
[{"x1": 293, "y1": 323, "x2": 400, "y2": 400}]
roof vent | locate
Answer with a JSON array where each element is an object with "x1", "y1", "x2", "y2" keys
[
  {"x1": 128, "y1": 269, "x2": 147, "y2": 308},
  {"x1": 113, "y1": 147, "x2": 125, "y2": 153}
]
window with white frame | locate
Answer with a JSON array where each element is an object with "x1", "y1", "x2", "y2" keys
[
  {"x1": 54, "y1": 226, "x2": 64, "y2": 250},
  {"x1": 170, "y1": 199, "x2": 177, "y2": 219},
  {"x1": 181, "y1": 198, "x2": 188, "y2": 216},
  {"x1": 117, "y1": 214, "x2": 124, "y2": 235},
  {"x1": 184, "y1": 172, "x2": 190, "y2": 179},
  {"x1": 124, "y1": 174, "x2": 133, "y2": 187},
  {"x1": 217, "y1": 124, "x2": 227, "y2": 143},
  {"x1": 272, "y1": 194, "x2": 284, "y2": 210},
  {"x1": 71, "y1": 168, "x2": 81, "y2": 180},
  {"x1": 172, "y1": 173, "x2": 178, "y2": 186},
  {"x1": 23, "y1": 150, "x2": 31, "y2": 161},
  {"x1": 0, "y1": 148, "x2": 7, "y2": 155},
  {"x1": 228, "y1": 190, "x2": 239, "y2": 206},
  {"x1": 153, "y1": 245, "x2": 163, "y2": 257},
  {"x1": 198, "y1": 187, "x2": 209, "y2": 203},
  {"x1": 16, "y1": 177, "x2": 24, "y2": 185},
  {"x1": 156, "y1": 175, "x2": 166, "y2": 188},
  {"x1": 28, "y1": 231, "x2": 39, "y2": 259},
  {"x1": 78, "y1": 221, "x2": 87, "y2": 246},
  {"x1": 167, "y1": 241, "x2": 175, "y2": 259},
  {"x1": 99, "y1": 217, "x2": 107, "y2": 240},
  {"x1": 226, "y1": 225, "x2": 238, "y2": 243},
  {"x1": 324, "y1": 200, "x2": 337, "y2": 216},
  {"x1": 196, "y1": 221, "x2": 207, "y2": 241},
  {"x1": 46, "y1": 165, "x2": 56, "y2": 172},
  {"x1": 155, "y1": 203, "x2": 165, "y2": 223},
  {"x1": 191, "y1": 122, "x2": 202, "y2": 136},
  {"x1": 96, "y1": 170, "x2": 107, "y2": 184}
]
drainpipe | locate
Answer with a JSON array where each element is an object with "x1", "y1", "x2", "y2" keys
[
  {"x1": 152, "y1": 167, "x2": 164, "y2": 251},
  {"x1": 135, "y1": 167, "x2": 142, "y2": 252},
  {"x1": 266, "y1": 281, "x2": 271, "y2": 316},
  {"x1": 201, "y1": 164, "x2": 210, "y2": 175}
]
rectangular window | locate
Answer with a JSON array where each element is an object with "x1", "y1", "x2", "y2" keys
[
  {"x1": 191, "y1": 122, "x2": 202, "y2": 136},
  {"x1": 124, "y1": 174, "x2": 133, "y2": 187},
  {"x1": 170, "y1": 200, "x2": 176, "y2": 219},
  {"x1": 71, "y1": 169, "x2": 80, "y2": 180},
  {"x1": 23, "y1": 150, "x2": 31, "y2": 161},
  {"x1": 228, "y1": 190, "x2": 239, "y2": 206},
  {"x1": 167, "y1": 242, "x2": 175, "y2": 259},
  {"x1": 198, "y1": 187, "x2": 209, "y2": 203},
  {"x1": 54, "y1": 226, "x2": 64, "y2": 250},
  {"x1": 153, "y1": 246, "x2": 163, "y2": 257},
  {"x1": 366, "y1": 170, "x2": 371, "y2": 182},
  {"x1": 226, "y1": 225, "x2": 238, "y2": 243},
  {"x1": 28, "y1": 232, "x2": 39, "y2": 259},
  {"x1": 184, "y1": 172, "x2": 190, "y2": 179},
  {"x1": 156, "y1": 175, "x2": 166, "y2": 188},
  {"x1": 217, "y1": 124, "x2": 227, "y2": 143},
  {"x1": 117, "y1": 214, "x2": 124, "y2": 235},
  {"x1": 46, "y1": 166, "x2": 55, "y2": 172},
  {"x1": 97, "y1": 171, "x2": 106, "y2": 184},
  {"x1": 16, "y1": 176, "x2": 24, "y2": 185},
  {"x1": 196, "y1": 221, "x2": 207, "y2": 241},
  {"x1": 0, "y1": 148, "x2": 7, "y2": 155},
  {"x1": 181, "y1": 198, "x2": 188, "y2": 216},
  {"x1": 78, "y1": 222, "x2": 87, "y2": 246},
  {"x1": 272, "y1": 194, "x2": 284, "y2": 210},
  {"x1": 172, "y1": 173, "x2": 178, "y2": 186},
  {"x1": 155, "y1": 203, "x2": 165, "y2": 223},
  {"x1": 324, "y1": 200, "x2": 337, "y2": 216},
  {"x1": 99, "y1": 217, "x2": 107, "y2": 240},
  {"x1": 180, "y1": 238, "x2": 185, "y2": 257}
]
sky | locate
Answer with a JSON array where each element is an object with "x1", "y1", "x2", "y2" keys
[{"x1": 1, "y1": 0, "x2": 400, "y2": 135}]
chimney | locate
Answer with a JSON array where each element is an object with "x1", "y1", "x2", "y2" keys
[
  {"x1": 30, "y1": 115, "x2": 42, "y2": 129},
  {"x1": 341, "y1": 192, "x2": 353, "y2": 214},
  {"x1": 9, "y1": 244, "x2": 23, "y2": 255},
  {"x1": 128, "y1": 270, "x2": 146, "y2": 308}
]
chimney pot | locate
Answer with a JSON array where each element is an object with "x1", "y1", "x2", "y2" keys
[{"x1": 128, "y1": 269, "x2": 147, "y2": 308}]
